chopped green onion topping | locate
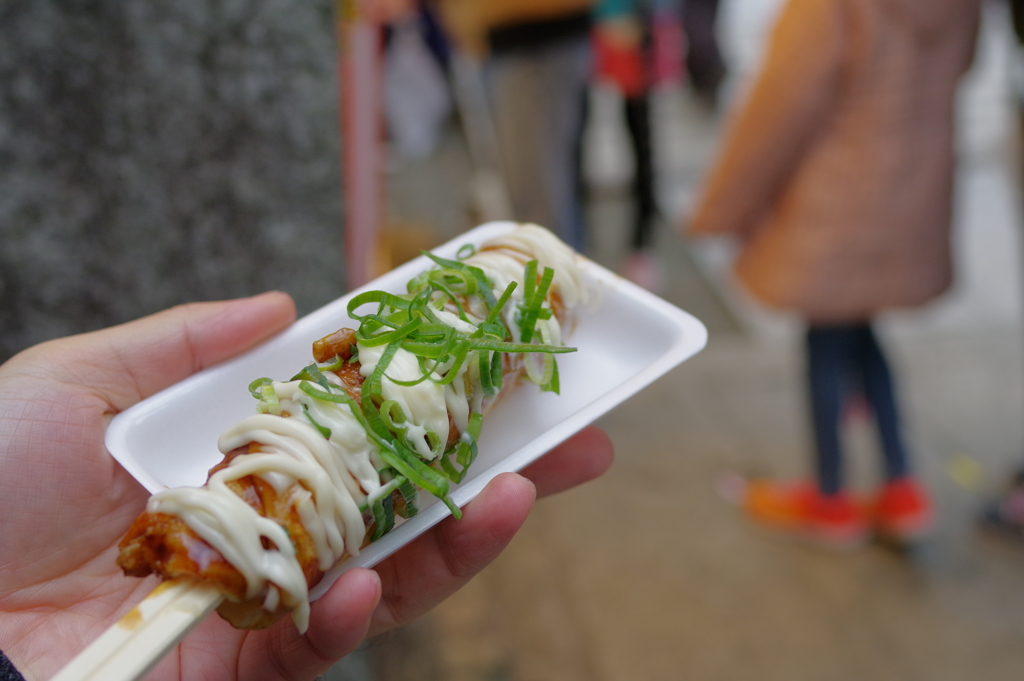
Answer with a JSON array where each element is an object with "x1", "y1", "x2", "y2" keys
[
  {"x1": 317, "y1": 355, "x2": 344, "y2": 372},
  {"x1": 519, "y1": 262, "x2": 555, "y2": 344},
  {"x1": 395, "y1": 476, "x2": 419, "y2": 518},
  {"x1": 371, "y1": 490, "x2": 395, "y2": 539},
  {"x1": 252, "y1": 242, "x2": 579, "y2": 531},
  {"x1": 291, "y1": 363, "x2": 332, "y2": 391},
  {"x1": 441, "y1": 411, "x2": 484, "y2": 484},
  {"x1": 248, "y1": 377, "x2": 273, "y2": 399},
  {"x1": 258, "y1": 383, "x2": 282, "y2": 415}
]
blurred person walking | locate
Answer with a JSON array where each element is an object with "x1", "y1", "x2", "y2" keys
[
  {"x1": 686, "y1": 0, "x2": 981, "y2": 547},
  {"x1": 593, "y1": 0, "x2": 664, "y2": 290},
  {"x1": 440, "y1": 0, "x2": 595, "y2": 252}
]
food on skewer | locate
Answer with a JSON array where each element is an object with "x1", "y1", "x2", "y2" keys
[{"x1": 116, "y1": 225, "x2": 586, "y2": 632}]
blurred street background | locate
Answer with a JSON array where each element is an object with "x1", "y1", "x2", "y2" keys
[
  {"x1": 356, "y1": 1, "x2": 1024, "y2": 679},
  {"x1": 4, "y1": 0, "x2": 1024, "y2": 679}
]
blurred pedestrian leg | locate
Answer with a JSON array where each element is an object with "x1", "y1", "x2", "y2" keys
[
  {"x1": 807, "y1": 324, "x2": 910, "y2": 498},
  {"x1": 487, "y1": 28, "x2": 592, "y2": 252},
  {"x1": 620, "y1": 88, "x2": 663, "y2": 291},
  {"x1": 681, "y1": 0, "x2": 726, "y2": 106},
  {"x1": 593, "y1": 2, "x2": 663, "y2": 289}
]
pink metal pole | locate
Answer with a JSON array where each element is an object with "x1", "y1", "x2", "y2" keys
[{"x1": 339, "y1": 2, "x2": 384, "y2": 290}]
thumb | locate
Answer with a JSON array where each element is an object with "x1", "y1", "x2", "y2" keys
[{"x1": 7, "y1": 291, "x2": 297, "y2": 412}]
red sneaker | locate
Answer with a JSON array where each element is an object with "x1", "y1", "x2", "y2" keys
[
  {"x1": 873, "y1": 477, "x2": 934, "y2": 542},
  {"x1": 743, "y1": 479, "x2": 868, "y2": 549}
]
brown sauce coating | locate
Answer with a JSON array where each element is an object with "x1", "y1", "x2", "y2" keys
[{"x1": 312, "y1": 328, "x2": 357, "y2": 363}]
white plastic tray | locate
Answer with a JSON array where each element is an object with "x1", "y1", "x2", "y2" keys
[{"x1": 105, "y1": 222, "x2": 707, "y2": 599}]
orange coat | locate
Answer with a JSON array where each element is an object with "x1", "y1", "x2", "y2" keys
[{"x1": 687, "y1": 0, "x2": 980, "y2": 323}]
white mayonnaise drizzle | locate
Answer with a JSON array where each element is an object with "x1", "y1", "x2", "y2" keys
[
  {"x1": 357, "y1": 344, "x2": 450, "y2": 460},
  {"x1": 147, "y1": 384, "x2": 380, "y2": 632},
  {"x1": 144, "y1": 224, "x2": 584, "y2": 633},
  {"x1": 472, "y1": 223, "x2": 588, "y2": 309}
]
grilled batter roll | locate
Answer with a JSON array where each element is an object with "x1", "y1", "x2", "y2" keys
[{"x1": 117, "y1": 225, "x2": 587, "y2": 632}]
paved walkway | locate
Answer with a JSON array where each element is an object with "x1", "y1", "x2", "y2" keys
[{"x1": 333, "y1": 3, "x2": 1024, "y2": 679}]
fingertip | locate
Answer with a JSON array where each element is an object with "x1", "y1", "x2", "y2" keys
[
  {"x1": 222, "y1": 290, "x2": 297, "y2": 334},
  {"x1": 362, "y1": 567, "x2": 384, "y2": 605},
  {"x1": 322, "y1": 567, "x2": 382, "y2": 615},
  {"x1": 305, "y1": 568, "x2": 382, "y2": 658},
  {"x1": 448, "y1": 472, "x2": 536, "y2": 555},
  {"x1": 520, "y1": 426, "x2": 615, "y2": 498},
  {"x1": 495, "y1": 470, "x2": 537, "y2": 499},
  {"x1": 576, "y1": 425, "x2": 615, "y2": 478},
  {"x1": 174, "y1": 292, "x2": 297, "y2": 372},
  {"x1": 243, "y1": 569, "x2": 382, "y2": 680},
  {"x1": 476, "y1": 472, "x2": 536, "y2": 520},
  {"x1": 248, "y1": 290, "x2": 298, "y2": 320}
]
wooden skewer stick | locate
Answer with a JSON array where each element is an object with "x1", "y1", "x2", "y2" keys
[{"x1": 51, "y1": 579, "x2": 224, "y2": 681}]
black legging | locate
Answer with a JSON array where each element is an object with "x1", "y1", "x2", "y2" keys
[
  {"x1": 682, "y1": 0, "x2": 727, "y2": 100},
  {"x1": 621, "y1": 8, "x2": 656, "y2": 253},
  {"x1": 625, "y1": 93, "x2": 656, "y2": 251},
  {"x1": 807, "y1": 324, "x2": 910, "y2": 496}
]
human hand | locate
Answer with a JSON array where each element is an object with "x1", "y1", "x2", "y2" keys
[{"x1": 0, "y1": 293, "x2": 613, "y2": 680}]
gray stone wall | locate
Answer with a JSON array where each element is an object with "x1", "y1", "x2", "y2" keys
[{"x1": 0, "y1": 0, "x2": 345, "y2": 362}]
